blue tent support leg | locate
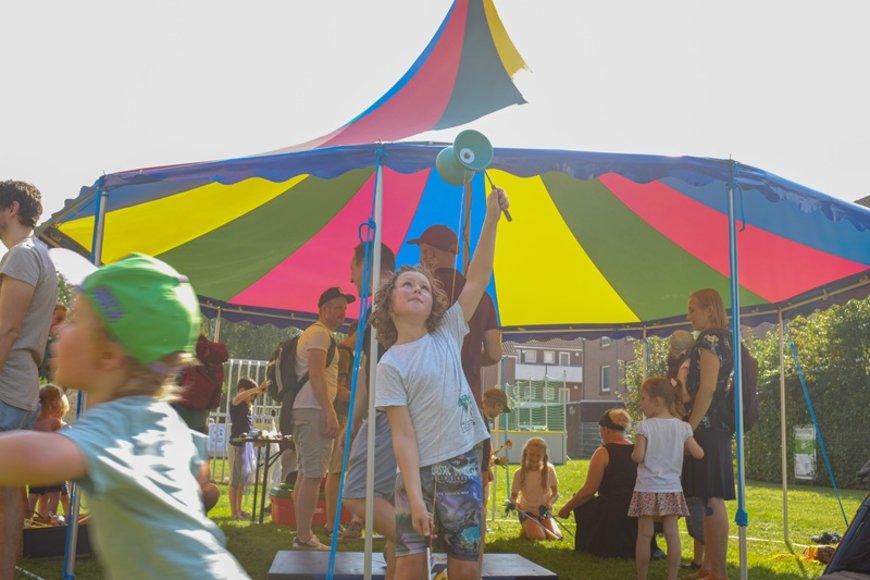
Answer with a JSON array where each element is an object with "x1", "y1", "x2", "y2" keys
[
  {"x1": 785, "y1": 326, "x2": 849, "y2": 528},
  {"x1": 726, "y1": 161, "x2": 749, "y2": 580}
]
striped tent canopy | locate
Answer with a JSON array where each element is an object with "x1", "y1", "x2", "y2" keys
[
  {"x1": 271, "y1": 0, "x2": 527, "y2": 153},
  {"x1": 41, "y1": 143, "x2": 870, "y2": 337}
]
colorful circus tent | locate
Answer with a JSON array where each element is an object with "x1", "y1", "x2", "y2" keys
[
  {"x1": 40, "y1": 143, "x2": 870, "y2": 337},
  {"x1": 34, "y1": 0, "x2": 870, "y2": 578}
]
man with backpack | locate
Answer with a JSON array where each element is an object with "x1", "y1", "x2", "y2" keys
[{"x1": 292, "y1": 286, "x2": 354, "y2": 550}]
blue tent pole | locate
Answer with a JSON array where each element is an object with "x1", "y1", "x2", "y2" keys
[
  {"x1": 63, "y1": 176, "x2": 107, "y2": 580},
  {"x1": 727, "y1": 160, "x2": 748, "y2": 580}
]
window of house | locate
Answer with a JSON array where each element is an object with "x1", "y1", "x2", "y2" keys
[
  {"x1": 523, "y1": 350, "x2": 537, "y2": 364},
  {"x1": 601, "y1": 337, "x2": 612, "y2": 348},
  {"x1": 559, "y1": 352, "x2": 570, "y2": 366},
  {"x1": 544, "y1": 350, "x2": 555, "y2": 364},
  {"x1": 601, "y1": 365, "x2": 611, "y2": 392}
]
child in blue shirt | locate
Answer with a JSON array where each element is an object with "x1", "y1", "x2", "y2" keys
[{"x1": 0, "y1": 254, "x2": 248, "y2": 578}]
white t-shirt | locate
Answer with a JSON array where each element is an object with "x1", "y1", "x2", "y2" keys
[
  {"x1": 292, "y1": 321, "x2": 338, "y2": 410},
  {"x1": 375, "y1": 303, "x2": 490, "y2": 467},
  {"x1": 634, "y1": 417, "x2": 693, "y2": 493}
]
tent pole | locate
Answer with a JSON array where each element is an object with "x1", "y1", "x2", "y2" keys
[
  {"x1": 64, "y1": 177, "x2": 107, "y2": 580},
  {"x1": 213, "y1": 307, "x2": 223, "y2": 343},
  {"x1": 462, "y1": 181, "x2": 472, "y2": 273},
  {"x1": 726, "y1": 161, "x2": 748, "y2": 580},
  {"x1": 363, "y1": 161, "x2": 385, "y2": 580},
  {"x1": 778, "y1": 310, "x2": 789, "y2": 544},
  {"x1": 642, "y1": 326, "x2": 649, "y2": 379}
]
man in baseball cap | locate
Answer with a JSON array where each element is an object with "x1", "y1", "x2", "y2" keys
[{"x1": 407, "y1": 225, "x2": 459, "y2": 255}]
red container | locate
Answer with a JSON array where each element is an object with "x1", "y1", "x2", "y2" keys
[{"x1": 270, "y1": 495, "x2": 352, "y2": 527}]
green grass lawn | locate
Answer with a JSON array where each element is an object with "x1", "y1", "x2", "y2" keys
[{"x1": 15, "y1": 458, "x2": 868, "y2": 579}]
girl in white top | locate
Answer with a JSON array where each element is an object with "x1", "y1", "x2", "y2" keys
[
  {"x1": 373, "y1": 187, "x2": 509, "y2": 580},
  {"x1": 510, "y1": 437, "x2": 561, "y2": 541},
  {"x1": 630, "y1": 376, "x2": 704, "y2": 580}
]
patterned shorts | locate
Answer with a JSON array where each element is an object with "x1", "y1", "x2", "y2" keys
[
  {"x1": 628, "y1": 491, "x2": 690, "y2": 518},
  {"x1": 394, "y1": 443, "x2": 483, "y2": 561}
]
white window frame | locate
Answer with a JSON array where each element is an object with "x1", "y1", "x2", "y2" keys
[
  {"x1": 543, "y1": 350, "x2": 555, "y2": 364},
  {"x1": 523, "y1": 349, "x2": 537, "y2": 364},
  {"x1": 558, "y1": 352, "x2": 570, "y2": 366},
  {"x1": 601, "y1": 337, "x2": 612, "y2": 348},
  {"x1": 601, "y1": 365, "x2": 611, "y2": 392}
]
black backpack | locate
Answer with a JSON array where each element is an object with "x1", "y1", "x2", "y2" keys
[
  {"x1": 266, "y1": 334, "x2": 336, "y2": 434},
  {"x1": 695, "y1": 329, "x2": 760, "y2": 433},
  {"x1": 732, "y1": 341, "x2": 760, "y2": 431}
]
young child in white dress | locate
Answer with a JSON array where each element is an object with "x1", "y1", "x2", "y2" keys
[{"x1": 630, "y1": 376, "x2": 704, "y2": 580}]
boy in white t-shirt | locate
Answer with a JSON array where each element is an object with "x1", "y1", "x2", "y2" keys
[{"x1": 372, "y1": 187, "x2": 509, "y2": 579}]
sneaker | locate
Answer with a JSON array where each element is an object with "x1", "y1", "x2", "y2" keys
[
  {"x1": 339, "y1": 520, "x2": 363, "y2": 541},
  {"x1": 293, "y1": 534, "x2": 329, "y2": 550}
]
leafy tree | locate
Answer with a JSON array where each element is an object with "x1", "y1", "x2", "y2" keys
[
  {"x1": 56, "y1": 272, "x2": 73, "y2": 306},
  {"x1": 203, "y1": 318, "x2": 300, "y2": 361}
]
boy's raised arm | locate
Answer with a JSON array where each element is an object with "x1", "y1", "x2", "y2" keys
[{"x1": 459, "y1": 187, "x2": 509, "y2": 322}]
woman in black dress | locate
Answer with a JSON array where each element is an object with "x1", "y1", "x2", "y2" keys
[
  {"x1": 559, "y1": 408, "x2": 638, "y2": 558},
  {"x1": 682, "y1": 288, "x2": 735, "y2": 580}
]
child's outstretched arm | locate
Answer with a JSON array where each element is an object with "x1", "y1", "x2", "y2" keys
[
  {"x1": 685, "y1": 435, "x2": 704, "y2": 459},
  {"x1": 631, "y1": 434, "x2": 647, "y2": 464},
  {"x1": 459, "y1": 187, "x2": 510, "y2": 322},
  {"x1": 0, "y1": 431, "x2": 86, "y2": 486},
  {"x1": 385, "y1": 405, "x2": 432, "y2": 539}
]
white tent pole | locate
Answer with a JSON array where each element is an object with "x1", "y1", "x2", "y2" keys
[
  {"x1": 779, "y1": 310, "x2": 789, "y2": 544},
  {"x1": 363, "y1": 161, "x2": 385, "y2": 580},
  {"x1": 726, "y1": 161, "x2": 748, "y2": 580},
  {"x1": 213, "y1": 307, "x2": 223, "y2": 343},
  {"x1": 642, "y1": 326, "x2": 648, "y2": 379}
]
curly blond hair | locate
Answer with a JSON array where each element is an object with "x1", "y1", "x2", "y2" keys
[{"x1": 370, "y1": 265, "x2": 449, "y2": 348}]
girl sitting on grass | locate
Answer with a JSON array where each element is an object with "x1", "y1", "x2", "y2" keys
[{"x1": 510, "y1": 437, "x2": 561, "y2": 541}]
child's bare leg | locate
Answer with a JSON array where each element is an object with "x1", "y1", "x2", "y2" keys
[
  {"x1": 60, "y1": 490, "x2": 70, "y2": 518},
  {"x1": 26, "y1": 493, "x2": 38, "y2": 518},
  {"x1": 36, "y1": 495, "x2": 50, "y2": 521},
  {"x1": 635, "y1": 516, "x2": 653, "y2": 580},
  {"x1": 522, "y1": 517, "x2": 545, "y2": 540},
  {"x1": 543, "y1": 518, "x2": 561, "y2": 540},
  {"x1": 447, "y1": 555, "x2": 481, "y2": 579},
  {"x1": 45, "y1": 492, "x2": 60, "y2": 519},
  {"x1": 662, "y1": 515, "x2": 680, "y2": 580},
  {"x1": 394, "y1": 552, "x2": 427, "y2": 580},
  {"x1": 229, "y1": 484, "x2": 243, "y2": 518}
]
